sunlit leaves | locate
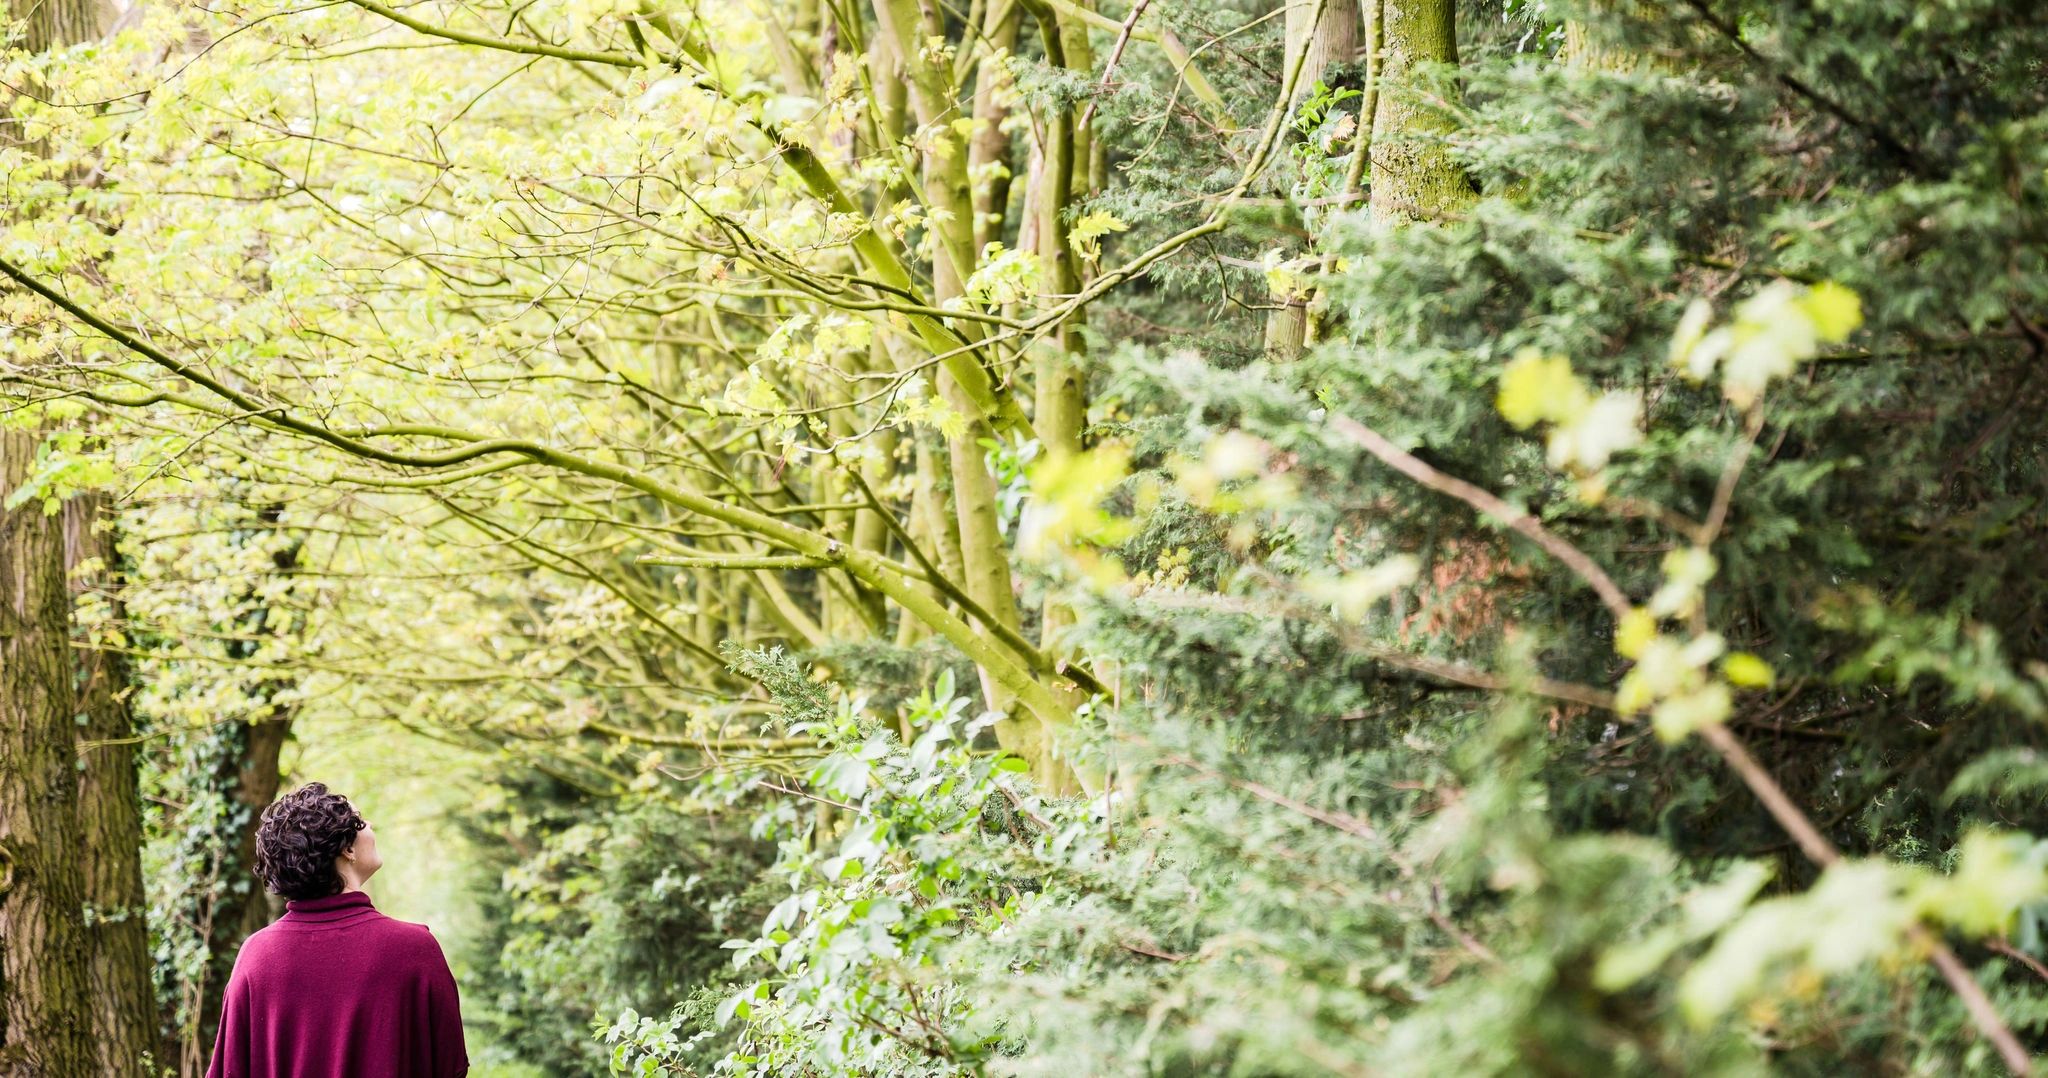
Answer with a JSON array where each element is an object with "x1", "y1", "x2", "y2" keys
[
  {"x1": 1615, "y1": 607, "x2": 1658, "y2": 660},
  {"x1": 1019, "y1": 444, "x2": 1136, "y2": 580},
  {"x1": 1608, "y1": 547, "x2": 1785, "y2": 739},
  {"x1": 1679, "y1": 860, "x2": 1918, "y2": 1024},
  {"x1": 1637, "y1": 834, "x2": 2048, "y2": 1026},
  {"x1": 694, "y1": 680, "x2": 1037, "y2": 1075},
  {"x1": 1595, "y1": 861, "x2": 1774, "y2": 992},
  {"x1": 1721, "y1": 652, "x2": 1775, "y2": 689},
  {"x1": 1919, "y1": 830, "x2": 2048, "y2": 937},
  {"x1": 1494, "y1": 347, "x2": 1643, "y2": 476},
  {"x1": 1067, "y1": 209, "x2": 1127, "y2": 264},
  {"x1": 1671, "y1": 281, "x2": 1865, "y2": 408},
  {"x1": 1495, "y1": 349, "x2": 1583, "y2": 430},
  {"x1": 959, "y1": 242, "x2": 1043, "y2": 306},
  {"x1": 1302, "y1": 555, "x2": 1421, "y2": 621},
  {"x1": 1647, "y1": 546, "x2": 1716, "y2": 621},
  {"x1": 1615, "y1": 631, "x2": 1732, "y2": 740}
]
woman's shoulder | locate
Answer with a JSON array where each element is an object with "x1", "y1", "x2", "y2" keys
[
  {"x1": 381, "y1": 916, "x2": 444, "y2": 946},
  {"x1": 369, "y1": 915, "x2": 454, "y2": 963}
]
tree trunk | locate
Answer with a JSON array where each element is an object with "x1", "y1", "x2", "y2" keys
[
  {"x1": 0, "y1": 432, "x2": 96, "y2": 1078},
  {"x1": 1369, "y1": 0, "x2": 1468, "y2": 226},
  {"x1": 63, "y1": 495, "x2": 156, "y2": 1077},
  {"x1": 870, "y1": 0, "x2": 1044, "y2": 754},
  {"x1": 189, "y1": 506, "x2": 299, "y2": 1071},
  {"x1": 1286, "y1": 0, "x2": 1362, "y2": 103},
  {"x1": 968, "y1": 1, "x2": 1021, "y2": 253},
  {"x1": 17, "y1": 0, "x2": 107, "y2": 51},
  {"x1": 1563, "y1": 1, "x2": 1651, "y2": 73},
  {"x1": 1, "y1": 0, "x2": 112, "y2": 1072},
  {"x1": 1269, "y1": 0, "x2": 1364, "y2": 360},
  {"x1": 1023, "y1": 6, "x2": 1098, "y2": 787}
]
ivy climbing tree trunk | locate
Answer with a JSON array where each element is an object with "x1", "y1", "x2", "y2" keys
[
  {"x1": 188, "y1": 504, "x2": 300, "y2": 1071},
  {"x1": 1268, "y1": 0, "x2": 1363, "y2": 360},
  {"x1": 63, "y1": 494, "x2": 156, "y2": 1077},
  {"x1": 0, "y1": 433, "x2": 95, "y2": 1078}
]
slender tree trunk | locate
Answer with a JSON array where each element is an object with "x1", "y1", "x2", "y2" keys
[
  {"x1": 1268, "y1": 0, "x2": 1363, "y2": 360},
  {"x1": 968, "y1": 2, "x2": 1021, "y2": 253},
  {"x1": 0, "y1": 432, "x2": 96, "y2": 1078},
  {"x1": 870, "y1": 0, "x2": 1046, "y2": 755},
  {"x1": 1022, "y1": 6, "x2": 1098, "y2": 787},
  {"x1": 63, "y1": 495, "x2": 156, "y2": 1077},
  {"x1": 1032, "y1": 6, "x2": 1091, "y2": 471}
]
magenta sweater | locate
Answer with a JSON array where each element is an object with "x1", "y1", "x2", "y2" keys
[{"x1": 205, "y1": 891, "x2": 468, "y2": 1078}]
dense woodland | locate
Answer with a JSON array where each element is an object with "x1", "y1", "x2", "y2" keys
[{"x1": 4, "y1": 0, "x2": 2048, "y2": 1073}]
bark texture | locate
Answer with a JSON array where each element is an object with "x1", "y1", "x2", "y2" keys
[
  {"x1": 2, "y1": 0, "x2": 112, "y2": 1070},
  {"x1": 1286, "y1": 0, "x2": 1362, "y2": 103},
  {"x1": 17, "y1": 0, "x2": 108, "y2": 51},
  {"x1": 63, "y1": 495, "x2": 157, "y2": 1077},
  {"x1": 1369, "y1": 0, "x2": 1469, "y2": 225},
  {"x1": 0, "y1": 432, "x2": 95, "y2": 1078}
]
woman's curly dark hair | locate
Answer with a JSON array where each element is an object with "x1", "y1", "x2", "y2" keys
[{"x1": 253, "y1": 783, "x2": 365, "y2": 900}]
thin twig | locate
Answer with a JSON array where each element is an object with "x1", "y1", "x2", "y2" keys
[
  {"x1": 1076, "y1": 0, "x2": 1151, "y2": 132},
  {"x1": 1990, "y1": 938, "x2": 2048, "y2": 985},
  {"x1": 1329, "y1": 414, "x2": 1634, "y2": 619},
  {"x1": 1698, "y1": 405, "x2": 1765, "y2": 546},
  {"x1": 1162, "y1": 752, "x2": 1501, "y2": 967},
  {"x1": 758, "y1": 780, "x2": 861, "y2": 813}
]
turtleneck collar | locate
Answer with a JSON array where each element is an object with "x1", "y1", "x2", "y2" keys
[{"x1": 283, "y1": 889, "x2": 378, "y2": 924}]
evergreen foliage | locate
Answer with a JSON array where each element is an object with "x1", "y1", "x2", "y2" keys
[{"x1": 4, "y1": 0, "x2": 2047, "y2": 1073}]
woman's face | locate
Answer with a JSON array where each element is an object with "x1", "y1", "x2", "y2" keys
[{"x1": 339, "y1": 818, "x2": 383, "y2": 888}]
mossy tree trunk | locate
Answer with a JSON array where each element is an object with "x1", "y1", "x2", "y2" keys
[{"x1": 1369, "y1": 0, "x2": 1468, "y2": 226}]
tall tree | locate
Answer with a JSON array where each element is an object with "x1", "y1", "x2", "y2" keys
[
  {"x1": 1, "y1": 0, "x2": 112, "y2": 1072},
  {"x1": 0, "y1": 433, "x2": 94, "y2": 1076}
]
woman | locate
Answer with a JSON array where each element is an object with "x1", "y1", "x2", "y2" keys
[{"x1": 206, "y1": 783, "x2": 468, "y2": 1078}]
